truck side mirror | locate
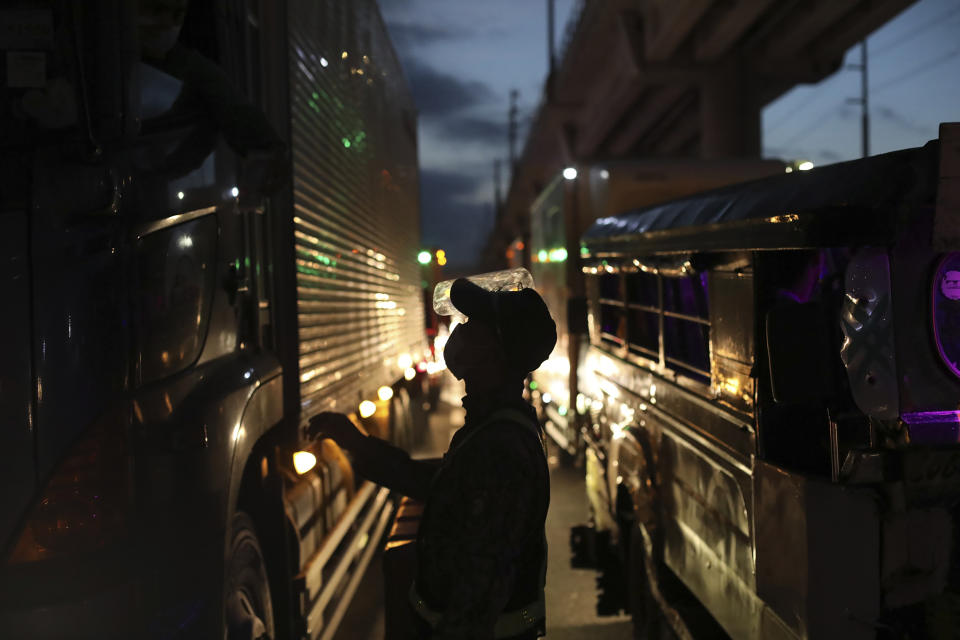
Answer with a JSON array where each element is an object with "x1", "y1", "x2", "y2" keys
[{"x1": 765, "y1": 302, "x2": 836, "y2": 404}]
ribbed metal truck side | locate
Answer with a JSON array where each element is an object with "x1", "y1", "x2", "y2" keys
[{"x1": 0, "y1": 2, "x2": 424, "y2": 638}]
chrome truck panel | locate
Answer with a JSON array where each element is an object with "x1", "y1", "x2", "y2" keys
[
  {"x1": 287, "y1": 0, "x2": 425, "y2": 418},
  {"x1": 840, "y1": 248, "x2": 899, "y2": 419},
  {"x1": 584, "y1": 344, "x2": 760, "y2": 638},
  {"x1": 755, "y1": 461, "x2": 880, "y2": 640},
  {"x1": 578, "y1": 138, "x2": 960, "y2": 639},
  {"x1": 0, "y1": 211, "x2": 35, "y2": 551}
]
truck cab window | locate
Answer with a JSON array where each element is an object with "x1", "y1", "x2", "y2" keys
[
  {"x1": 626, "y1": 272, "x2": 658, "y2": 358},
  {"x1": 598, "y1": 273, "x2": 625, "y2": 348},
  {"x1": 140, "y1": 62, "x2": 184, "y2": 121},
  {"x1": 663, "y1": 273, "x2": 710, "y2": 383},
  {"x1": 135, "y1": 215, "x2": 218, "y2": 385}
]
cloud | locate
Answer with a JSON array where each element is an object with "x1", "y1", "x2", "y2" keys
[
  {"x1": 436, "y1": 114, "x2": 504, "y2": 145},
  {"x1": 404, "y1": 58, "x2": 496, "y2": 117},
  {"x1": 387, "y1": 22, "x2": 469, "y2": 49},
  {"x1": 420, "y1": 168, "x2": 493, "y2": 268}
]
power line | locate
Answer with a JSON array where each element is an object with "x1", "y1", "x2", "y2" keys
[
  {"x1": 775, "y1": 103, "x2": 848, "y2": 150},
  {"x1": 765, "y1": 41, "x2": 869, "y2": 136},
  {"x1": 871, "y1": 4, "x2": 960, "y2": 58},
  {"x1": 872, "y1": 46, "x2": 960, "y2": 95},
  {"x1": 765, "y1": 73, "x2": 844, "y2": 134}
]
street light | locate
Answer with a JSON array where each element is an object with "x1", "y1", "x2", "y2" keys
[
  {"x1": 417, "y1": 250, "x2": 432, "y2": 265},
  {"x1": 563, "y1": 167, "x2": 578, "y2": 180}
]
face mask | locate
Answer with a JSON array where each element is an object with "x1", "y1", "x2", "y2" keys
[
  {"x1": 442, "y1": 325, "x2": 470, "y2": 380},
  {"x1": 444, "y1": 323, "x2": 502, "y2": 381}
]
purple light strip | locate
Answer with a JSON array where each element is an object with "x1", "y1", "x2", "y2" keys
[{"x1": 902, "y1": 411, "x2": 960, "y2": 425}]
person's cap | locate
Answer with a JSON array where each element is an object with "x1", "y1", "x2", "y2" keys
[{"x1": 449, "y1": 277, "x2": 557, "y2": 374}]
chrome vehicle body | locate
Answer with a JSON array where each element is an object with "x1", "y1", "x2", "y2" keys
[
  {"x1": 579, "y1": 126, "x2": 960, "y2": 639},
  {"x1": 528, "y1": 159, "x2": 783, "y2": 458},
  {"x1": 0, "y1": 2, "x2": 423, "y2": 638}
]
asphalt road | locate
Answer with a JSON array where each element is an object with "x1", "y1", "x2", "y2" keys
[{"x1": 333, "y1": 382, "x2": 633, "y2": 640}]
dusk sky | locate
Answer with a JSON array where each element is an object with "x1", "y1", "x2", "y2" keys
[{"x1": 380, "y1": 0, "x2": 959, "y2": 269}]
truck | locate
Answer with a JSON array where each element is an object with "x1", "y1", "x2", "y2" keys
[
  {"x1": 576, "y1": 124, "x2": 960, "y2": 639},
  {"x1": 528, "y1": 159, "x2": 784, "y2": 460},
  {"x1": 0, "y1": 2, "x2": 427, "y2": 638}
]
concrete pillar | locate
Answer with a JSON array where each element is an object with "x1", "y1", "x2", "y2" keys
[{"x1": 700, "y1": 60, "x2": 761, "y2": 158}]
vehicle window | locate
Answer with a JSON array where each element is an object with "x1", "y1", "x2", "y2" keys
[
  {"x1": 135, "y1": 215, "x2": 218, "y2": 384},
  {"x1": 140, "y1": 62, "x2": 184, "y2": 120},
  {"x1": 599, "y1": 273, "x2": 621, "y2": 300},
  {"x1": 662, "y1": 273, "x2": 710, "y2": 383},
  {"x1": 627, "y1": 308, "x2": 658, "y2": 357},
  {"x1": 626, "y1": 271, "x2": 658, "y2": 307},
  {"x1": 597, "y1": 272, "x2": 625, "y2": 348},
  {"x1": 592, "y1": 268, "x2": 712, "y2": 384},
  {"x1": 600, "y1": 304, "x2": 626, "y2": 348},
  {"x1": 664, "y1": 316, "x2": 710, "y2": 383},
  {"x1": 663, "y1": 272, "x2": 709, "y2": 318}
]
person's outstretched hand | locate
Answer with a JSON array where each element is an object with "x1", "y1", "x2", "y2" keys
[{"x1": 307, "y1": 412, "x2": 366, "y2": 451}]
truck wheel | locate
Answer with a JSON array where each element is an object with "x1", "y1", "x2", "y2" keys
[
  {"x1": 226, "y1": 512, "x2": 275, "y2": 640},
  {"x1": 627, "y1": 525, "x2": 664, "y2": 640}
]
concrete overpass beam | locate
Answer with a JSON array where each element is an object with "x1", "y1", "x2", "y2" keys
[
  {"x1": 695, "y1": 0, "x2": 776, "y2": 60},
  {"x1": 607, "y1": 84, "x2": 689, "y2": 156},
  {"x1": 700, "y1": 61, "x2": 761, "y2": 158},
  {"x1": 761, "y1": 1, "x2": 856, "y2": 59},
  {"x1": 809, "y1": 0, "x2": 916, "y2": 61},
  {"x1": 642, "y1": 0, "x2": 712, "y2": 61}
]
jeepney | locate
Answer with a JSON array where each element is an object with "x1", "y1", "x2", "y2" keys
[
  {"x1": 528, "y1": 159, "x2": 783, "y2": 459},
  {"x1": 577, "y1": 124, "x2": 960, "y2": 639}
]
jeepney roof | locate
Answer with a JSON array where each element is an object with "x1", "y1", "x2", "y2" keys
[{"x1": 583, "y1": 142, "x2": 938, "y2": 256}]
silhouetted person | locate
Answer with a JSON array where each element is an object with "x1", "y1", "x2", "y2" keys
[{"x1": 309, "y1": 277, "x2": 557, "y2": 639}]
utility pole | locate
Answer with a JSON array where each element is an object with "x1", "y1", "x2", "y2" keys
[
  {"x1": 547, "y1": 0, "x2": 556, "y2": 100},
  {"x1": 494, "y1": 158, "x2": 502, "y2": 219},
  {"x1": 861, "y1": 40, "x2": 869, "y2": 158},
  {"x1": 847, "y1": 40, "x2": 870, "y2": 158},
  {"x1": 508, "y1": 89, "x2": 519, "y2": 171}
]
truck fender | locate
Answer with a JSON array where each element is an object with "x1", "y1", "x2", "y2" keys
[
  {"x1": 615, "y1": 426, "x2": 660, "y2": 540},
  {"x1": 227, "y1": 373, "x2": 284, "y2": 522}
]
